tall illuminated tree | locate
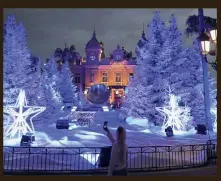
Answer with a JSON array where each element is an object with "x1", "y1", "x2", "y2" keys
[
  {"x1": 58, "y1": 62, "x2": 78, "y2": 105},
  {"x1": 3, "y1": 15, "x2": 31, "y2": 106},
  {"x1": 37, "y1": 57, "x2": 63, "y2": 121},
  {"x1": 121, "y1": 11, "x2": 168, "y2": 123}
]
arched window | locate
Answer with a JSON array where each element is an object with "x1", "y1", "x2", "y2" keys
[
  {"x1": 102, "y1": 72, "x2": 108, "y2": 82},
  {"x1": 116, "y1": 73, "x2": 121, "y2": 82},
  {"x1": 75, "y1": 73, "x2": 80, "y2": 83},
  {"x1": 116, "y1": 55, "x2": 121, "y2": 60}
]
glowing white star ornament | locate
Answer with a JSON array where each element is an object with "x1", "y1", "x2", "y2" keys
[
  {"x1": 156, "y1": 86, "x2": 192, "y2": 131},
  {"x1": 3, "y1": 89, "x2": 46, "y2": 139}
]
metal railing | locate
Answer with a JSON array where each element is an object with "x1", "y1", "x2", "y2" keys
[{"x1": 3, "y1": 141, "x2": 217, "y2": 174}]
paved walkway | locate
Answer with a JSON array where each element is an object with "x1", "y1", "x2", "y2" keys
[
  {"x1": 5, "y1": 166, "x2": 217, "y2": 176},
  {"x1": 129, "y1": 166, "x2": 217, "y2": 176}
]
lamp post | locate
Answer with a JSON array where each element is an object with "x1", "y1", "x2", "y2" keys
[
  {"x1": 197, "y1": 8, "x2": 213, "y2": 133},
  {"x1": 198, "y1": 17, "x2": 217, "y2": 70}
]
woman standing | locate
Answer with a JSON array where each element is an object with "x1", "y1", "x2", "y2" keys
[{"x1": 103, "y1": 123, "x2": 128, "y2": 176}]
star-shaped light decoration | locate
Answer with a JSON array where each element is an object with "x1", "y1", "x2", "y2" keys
[
  {"x1": 156, "y1": 86, "x2": 192, "y2": 131},
  {"x1": 3, "y1": 89, "x2": 46, "y2": 139}
]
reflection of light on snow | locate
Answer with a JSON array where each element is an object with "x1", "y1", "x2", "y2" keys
[
  {"x1": 78, "y1": 130, "x2": 106, "y2": 137},
  {"x1": 102, "y1": 106, "x2": 109, "y2": 112},
  {"x1": 71, "y1": 106, "x2": 77, "y2": 112},
  {"x1": 126, "y1": 117, "x2": 149, "y2": 128},
  {"x1": 68, "y1": 123, "x2": 79, "y2": 130},
  {"x1": 158, "y1": 127, "x2": 196, "y2": 136},
  {"x1": 80, "y1": 152, "x2": 100, "y2": 166},
  {"x1": 173, "y1": 128, "x2": 196, "y2": 136},
  {"x1": 60, "y1": 136, "x2": 68, "y2": 141},
  {"x1": 211, "y1": 108, "x2": 217, "y2": 132},
  {"x1": 4, "y1": 138, "x2": 21, "y2": 146},
  {"x1": 75, "y1": 134, "x2": 97, "y2": 140},
  {"x1": 61, "y1": 106, "x2": 65, "y2": 110},
  {"x1": 139, "y1": 129, "x2": 152, "y2": 134}
]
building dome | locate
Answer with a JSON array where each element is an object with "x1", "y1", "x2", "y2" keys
[
  {"x1": 85, "y1": 31, "x2": 102, "y2": 50},
  {"x1": 69, "y1": 45, "x2": 82, "y2": 60},
  {"x1": 137, "y1": 31, "x2": 147, "y2": 48}
]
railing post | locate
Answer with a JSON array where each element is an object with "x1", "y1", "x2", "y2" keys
[
  {"x1": 61, "y1": 148, "x2": 64, "y2": 171},
  {"x1": 155, "y1": 147, "x2": 158, "y2": 170},
  {"x1": 28, "y1": 147, "x2": 30, "y2": 172},
  {"x1": 168, "y1": 146, "x2": 171, "y2": 170},
  {"x1": 140, "y1": 147, "x2": 143, "y2": 171},
  {"x1": 11, "y1": 147, "x2": 14, "y2": 172},
  {"x1": 180, "y1": 146, "x2": 184, "y2": 168},
  {"x1": 45, "y1": 148, "x2": 47, "y2": 171},
  {"x1": 192, "y1": 145, "x2": 195, "y2": 166}
]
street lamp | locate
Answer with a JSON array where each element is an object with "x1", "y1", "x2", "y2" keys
[
  {"x1": 198, "y1": 26, "x2": 217, "y2": 70},
  {"x1": 197, "y1": 8, "x2": 213, "y2": 134},
  {"x1": 210, "y1": 28, "x2": 217, "y2": 44},
  {"x1": 199, "y1": 31, "x2": 211, "y2": 55}
]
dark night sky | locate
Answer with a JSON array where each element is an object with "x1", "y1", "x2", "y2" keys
[{"x1": 3, "y1": 8, "x2": 217, "y2": 76}]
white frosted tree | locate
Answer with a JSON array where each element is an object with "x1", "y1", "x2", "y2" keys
[
  {"x1": 122, "y1": 13, "x2": 217, "y2": 129},
  {"x1": 58, "y1": 62, "x2": 78, "y2": 105},
  {"x1": 121, "y1": 11, "x2": 168, "y2": 123},
  {"x1": 3, "y1": 15, "x2": 32, "y2": 106},
  {"x1": 37, "y1": 56, "x2": 63, "y2": 121},
  {"x1": 167, "y1": 40, "x2": 217, "y2": 127},
  {"x1": 44, "y1": 56, "x2": 63, "y2": 104}
]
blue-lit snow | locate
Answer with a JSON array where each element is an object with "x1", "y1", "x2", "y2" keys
[{"x1": 4, "y1": 111, "x2": 216, "y2": 148}]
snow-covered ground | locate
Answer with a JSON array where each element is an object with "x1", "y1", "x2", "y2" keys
[
  {"x1": 4, "y1": 110, "x2": 216, "y2": 148},
  {"x1": 3, "y1": 110, "x2": 217, "y2": 171}
]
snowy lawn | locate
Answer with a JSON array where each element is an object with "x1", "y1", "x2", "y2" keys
[
  {"x1": 4, "y1": 111, "x2": 216, "y2": 147},
  {"x1": 3, "y1": 111, "x2": 217, "y2": 171}
]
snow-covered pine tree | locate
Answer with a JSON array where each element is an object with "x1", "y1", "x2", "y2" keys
[
  {"x1": 168, "y1": 40, "x2": 217, "y2": 128},
  {"x1": 3, "y1": 15, "x2": 42, "y2": 107},
  {"x1": 44, "y1": 56, "x2": 63, "y2": 104},
  {"x1": 37, "y1": 56, "x2": 64, "y2": 121},
  {"x1": 155, "y1": 14, "x2": 217, "y2": 129},
  {"x1": 57, "y1": 62, "x2": 78, "y2": 105},
  {"x1": 3, "y1": 15, "x2": 27, "y2": 106},
  {"x1": 121, "y1": 11, "x2": 168, "y2": 122}
]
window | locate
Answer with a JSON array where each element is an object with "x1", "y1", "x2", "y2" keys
[
  {"x1": 76, "y1": 59, "x2": 81, "y2": 65},
  {"x1": 115, "y1": 73, "x2": 121, "y2": 82},
  {"x1": 75, "y1": 73, "x2": 80, "y2": 83},
  {"x1": 102, "y1": 72, "x2": 108, "y2": 82},
  {"x1": 129, "y1": 73, "x2": 134, "y2": 79},
  {"x1": 90, "y1": 55, "x2": 95, "y2": 61},
  {"x1": 116, "y1": 55, "x2": 121, "y2": 60}
]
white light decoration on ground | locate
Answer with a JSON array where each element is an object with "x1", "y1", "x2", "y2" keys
[
  {"x1": 61, "y1": 106, "x2": 65, "y2": 111},
  {"x1": 102, "y1": 106, "x2": 109, "y2": 112},
  {"x1": 3, "y1": 89, "x2": 46, "y2": 139},
  {"x1": 211, "y1": 108, "x2": 217, "y2": 132},
  {"x1": 71, "y1": 106, "x2": 77, "y2": 112},
  {"x1": 156, "y1": 87, "x2": 192, "y2": 131},
  {"x1": 66, "y1": 111, "x2": 96, "y2": 127}
]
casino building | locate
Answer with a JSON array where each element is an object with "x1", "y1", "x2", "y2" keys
[{"x1": 54, "y1": 30, "x2": 147, "y2": 106}]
